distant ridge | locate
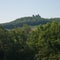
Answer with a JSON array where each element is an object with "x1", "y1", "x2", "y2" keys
[{"x1": 1, "y1": 14, "x2": 60, "y2": 29}]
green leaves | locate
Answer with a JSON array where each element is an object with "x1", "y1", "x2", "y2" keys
[{"x1": 0, "y1": 21, "x2": 60, "y2": 60}]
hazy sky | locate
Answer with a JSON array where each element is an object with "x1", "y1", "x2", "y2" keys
[{"x1": 0, "y1": 0, "x2": 60, "y2": 23}]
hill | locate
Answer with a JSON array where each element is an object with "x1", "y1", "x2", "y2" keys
[
  {"x1": 1, "y1": 14, "x2": 60, "y2": 29},
  {"x1": 1, "y1": 15, "x2": 51, "y2": 29}
]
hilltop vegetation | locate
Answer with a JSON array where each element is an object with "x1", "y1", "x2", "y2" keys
[
  {"x1": 0, "y1": 21, "x2": 60, "y2": 60},
  {"x1": 2, "y1": 14, "x2": 51, "y2": 29},
  {"x1": 2, "y1": 15, "x2": 60, "y2": 29}
]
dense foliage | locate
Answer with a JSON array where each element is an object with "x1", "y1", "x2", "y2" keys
[{"x1": 0, "y1": 21, "x2": 60, "y2": 60}]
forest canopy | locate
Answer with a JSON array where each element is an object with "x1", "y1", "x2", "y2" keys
[{"x1": 0, "y1": 21, "x2": 60, "y2": 60}]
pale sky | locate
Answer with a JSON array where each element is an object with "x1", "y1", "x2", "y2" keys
[{"x1": 0, "y1": 0, "x2": 60, "y2": 23}]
